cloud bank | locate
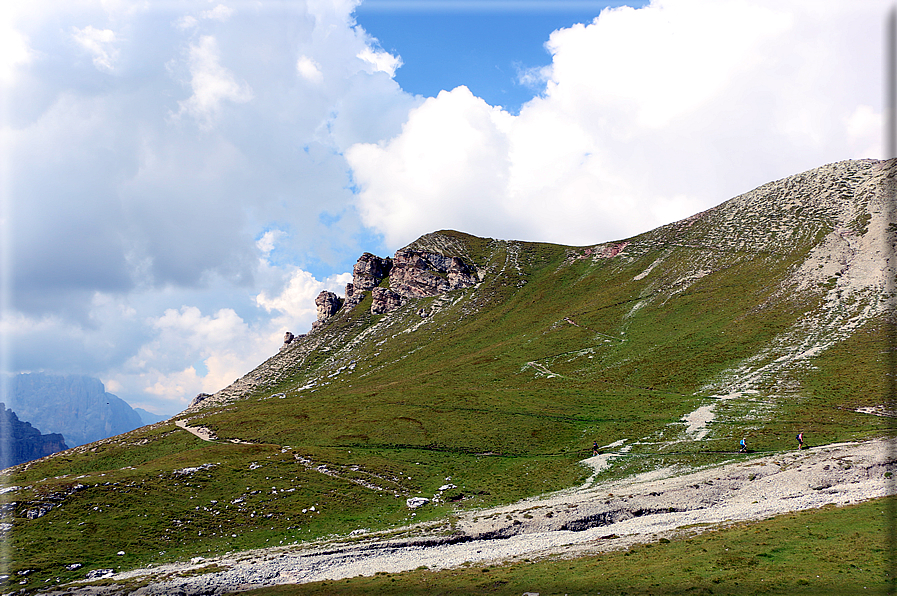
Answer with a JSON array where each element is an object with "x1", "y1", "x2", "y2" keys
[{"x1": 347, "y1": 0, "x2": 886, "y2": 247}]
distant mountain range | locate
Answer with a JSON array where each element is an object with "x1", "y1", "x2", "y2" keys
[
  {"x1": 0, "y1": 403, "x2": 68, "y2": 468},
  {"x1": 5, "y1": 373, "x2": 152, "y2": 447}
]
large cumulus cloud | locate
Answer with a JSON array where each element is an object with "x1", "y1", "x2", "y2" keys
[{"x1": 346, "y1": 0, "x2": 887, "y2": 248}]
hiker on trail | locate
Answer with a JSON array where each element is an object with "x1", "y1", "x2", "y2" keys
[
  {"x1": 593, "y1": 441, "x2": 599, "y2": 456},
  {"x1": 739, "y1": 437, "x2": 747, "y2": 453},
  {"x1": 797, "y1": 432, "x2": 804, "y2": 450}
]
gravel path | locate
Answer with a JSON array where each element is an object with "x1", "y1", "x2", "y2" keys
[{"x1": 48, "y1": 439, "x2": 895, "y2": 595}]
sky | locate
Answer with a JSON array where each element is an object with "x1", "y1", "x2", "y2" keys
[{"x1": 0, "y1": 0, "x2": 889, "y2": 416}]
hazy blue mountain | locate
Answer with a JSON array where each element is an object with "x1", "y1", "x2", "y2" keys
[
  {"x1": 0, "y1": 403, "x2": 68, "y2": 468},
  {"x1": 6, "y1": 373, "x2": 145, "y2": 447},
  {"x1": 133, "y1": 407, "x2": 168, "y2": 425}
]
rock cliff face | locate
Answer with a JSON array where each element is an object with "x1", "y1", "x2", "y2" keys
[
  {"x1": 352, "y1": 253, "x2": 393, "y2": 292},
  {"x1": 0, "y1": 403, "x2": 68, "y2": 468},
  {"x1": 370, "y1": 287, "x2": 403, "y2": 315},
  {"x1": 311, "y1": 291, "x2": 343, "y2": 332},
  {"x1": 389, "y1": 250, "x2": 478, "y2": 298}
]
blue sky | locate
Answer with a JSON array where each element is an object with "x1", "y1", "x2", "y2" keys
[
  {"x1": 0, "y1": 0, "x2": 888, "y2": 415},
  {"x1": 355, "y1": 1, "x2": 649, "y2": 113}
]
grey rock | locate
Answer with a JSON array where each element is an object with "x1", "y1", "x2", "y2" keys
[
  {"x1": 352, "y1": 253, "x2": 393, "y2": 292},
  {"x1": 389, "y1": 250, "x2": 477, "y2": 298},
  {"x1": 406, "y1": 497, "x2": 430, "y2": 509},
  {"x1": 343, "y1": 283, "x2": 365, "y2": 309},
  {"x1": 315, "y1": 291, "x2": 343, "y2": 321},
  {"x1": 190, "y1": 393, "x2": 213, "y2": 408},
  {"x1": 311, "y1": 291, "x2": 343, "y2": 332},
  {"x1": 371, "y1": 288, "x2": 404, "y2": 315}
]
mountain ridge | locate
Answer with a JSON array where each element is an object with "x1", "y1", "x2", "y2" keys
[{"x1": 4, "y1": 158, "x2": 894, "y2": 592}]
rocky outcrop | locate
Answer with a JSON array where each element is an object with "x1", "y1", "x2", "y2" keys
[
  {"x1": 315, "y1": 291, "x2": 342, "y2": 320},
  {"x1": 0, "y1": 403, "x2": 68, "y2": 468},
  {"x1": 304, "y1": 241, "x2": 481, "y2": 326},
  {"x1": 352, "y1": 253, "x2": 393, "y2": 292},
  {"x1": 388, "y1": 250, "x2": 478, "y2": 299},
  {"x1": 371, "y1": 288, "x2": 403, "y2": 315},
  {"x1": 343, "y1": 283, "x2": 364, "y2": 309},
  {"x1": 189, "y1": 393, "x2": 213, "y2": 408},
  {"x1": 280, "y1": 331, "x2": 304, "y2": 351},
  {"x1": 311, "y1": 291, "x2": 343, "y2": 332},
  {"x1": 312, "y1": 248, "x2": 479, "y2": 322}
]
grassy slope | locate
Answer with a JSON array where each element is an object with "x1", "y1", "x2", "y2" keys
[{"x1": 4, "y1": 162, "x2": 894, "y2": 590}]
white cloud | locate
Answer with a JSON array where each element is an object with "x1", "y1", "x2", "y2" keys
[
  {"x1": 256, "y1": 230, "x2": 285, "y2": 257},
  {"x1": 176, "y1": 35, "x2": 253, "y2": 128},
  {"x1": 201, "y1": 4, "x2": 234, "y2": 21},
  {"x1": 347, "y1": 0, "x2": 888, "y2": 247},
  {"x1": 256, "y1": 268, "x2": 353, "y2": 323},
  {"x1": 357, "y1": 47, "x2": 402, "y2": 77},
  {"x1": 846, "y1": 105, "x2": 882, "y2": 159},
  {"x1": 0, "y1": 4, "x2": 32, "y2": 84},
  {"x1": 72, "y1": 25, "x2": 119, "y2": 72},
  {"x1": 347, "y1": 86, "x2": 514, "y2": 245},
  {"x1": 297, "y1": 55, "x2": 324, "y2": 84},
  {"x1": 175, "y1": 15, "x2": 199, "y2": 30}
]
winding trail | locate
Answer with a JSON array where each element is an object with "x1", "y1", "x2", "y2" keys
[
  {"x1": 174, "y1": 420, "x2": 218, "y2": 442},
  {"x1": 51, "y1": 438, "x2": 895, "y2": 596}
]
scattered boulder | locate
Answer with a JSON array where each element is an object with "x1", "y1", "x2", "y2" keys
[
  {"x1": 406, "y1": 497, "x2": 430, "y2": 509},
  {"x1": 371, "y1": 288, "x2": 404, "y2": 315},
  {"x1": 280, "y1": 330, "x2": 305, "y2": 351}
]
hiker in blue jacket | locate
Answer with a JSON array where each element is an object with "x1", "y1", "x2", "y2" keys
[{"x1": 739, "y1": 437, "x2": 747, "y2": 453}]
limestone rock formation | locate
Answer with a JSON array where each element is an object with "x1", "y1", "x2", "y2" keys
[
  {"x1": 343, "y1": 283, "x2": 363, "y2": 309},
  {"x1": 311, "y1": 291, "x2": 343, "y2": 332},
  {"x1": 189, "y1": 393, "x2": 213, "y2": 408},
  {"x1": 371, "y1": 288, "x2": 403, "y2": 315},
  {"x1": 389, "y1": 250, "x2": 478, "y2": 299},
  {"x1": 352, "y1": 253, "x2": 393, "y2": 292},
  {"x1": 316, "y1": 291, "x2": 343, "y2": 320}
]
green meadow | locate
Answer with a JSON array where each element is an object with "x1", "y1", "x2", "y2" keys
[{"x1": 5, "y1": 166, "x2": 895, "y2": 595}]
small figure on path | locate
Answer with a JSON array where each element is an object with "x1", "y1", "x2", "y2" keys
[
  {"x1": 739, "y1": 437, "x2": 747, "y2": 453},
  {"x1": 592, "y1": 441, "x2": 599, "y2": 456},
  {"x1": 797, "y1": 432, "x2": 804, "y2": 450}
]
